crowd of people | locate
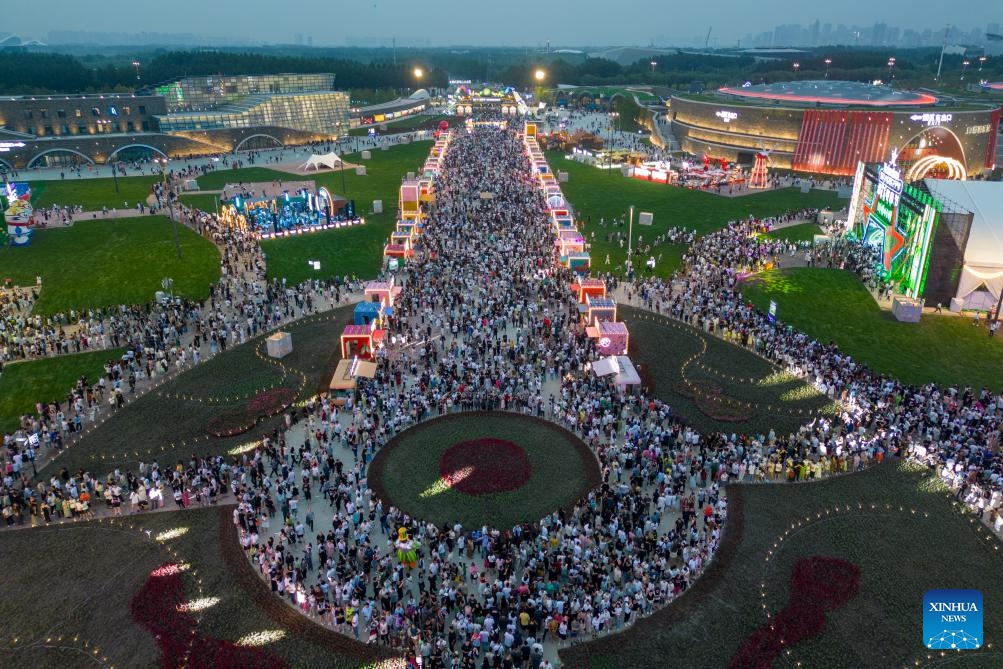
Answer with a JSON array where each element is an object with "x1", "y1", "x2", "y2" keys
[{"x1": 1, "y1": 117, "x2": 1002, "y2": 668}]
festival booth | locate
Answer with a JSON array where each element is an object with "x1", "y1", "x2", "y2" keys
[
  {"x1": 329, "y1": 357, "x2": 378, "y2": 407},
  {"x1": 571, "y1": 277, "x2": 607, "y2": 304},
  {"x1": 340, "y1": 323, "x2": 385, "y2": 360},
  {"x1": 3, "y1": 182, "x2": 33, "y2": 247},
  {"x1": 586, "y1": 320, "x2": 630, "y2": 356},
  {"x1": 396, "y1": 221, "x2": 418, "y2": 239},
  {"x1": 628, "y1": 162, "x2": 676, "y2": 185},
  {"x1": 354, "y1": 301, "x2": 383, "y2": 326},
  {"x1": 562, "y1": 251, "x2": 591, "y2": 273},
  {"x1": 550, "y1": 210, "x2": 576, "y2": 233},
  {"x1": 364, "y1": 278, "x2": 401, "y2": 307},
  {"x1": 583, "y1": 294, "x2": 617, "y2": 323},
  {"x1": 590, "y1": 355, "x2": 642, "y2": 392},
  {"x1": 383, "y1": 238, "x2": 414, "y2": 260},
  {"x1": 399, "y1": 180, "x2": 423, "y2": 223},
  {"x1": 556, "y1": 228, "x2": 586, "y2": 256}
]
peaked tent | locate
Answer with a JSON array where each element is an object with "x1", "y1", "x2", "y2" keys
[
  {"x1": 924, "y1": 179, "x2": 1003, "y2": 308},
  {"x1": 300, "y1": 152, "x2": 345, "y2": 171}
]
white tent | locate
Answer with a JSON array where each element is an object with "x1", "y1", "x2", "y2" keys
[
  {"x1": 300, "y1": 152, "x2": 345, "y2": 171},
  {"x1": 924, "y1": 179, "x2": 1003, "y2": 308},
  {"x1": 590, "y1": 355, "x2": 641, "y2": 387}
]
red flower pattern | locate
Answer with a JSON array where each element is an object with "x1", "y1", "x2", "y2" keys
[
  {"x1": 729, "y1": 556, "x2": 861, "y2": 669},
  {"x1": 439, "y1": 438, "x2": 532, "y2": 495},
  {"x1": 131, "y1": 562, "x2": 287, "y2": 669}
]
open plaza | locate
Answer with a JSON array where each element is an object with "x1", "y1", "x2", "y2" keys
[{"x1": 3, "y1": 45, "x2": 1003, "y2": 669}]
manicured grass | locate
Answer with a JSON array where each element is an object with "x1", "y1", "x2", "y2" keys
[
  {"x1": 370, "y1": 413, "x2": 599, "y2": 529},
  {"x1": 550, "y1": 151, "x2": 843, "y2": 278},
  {"x1": 179, "y1": 193, "x2": 221, "y2": 214},
  {"x1": 261, "y1": 141, "x2": 434, "y2": 284},
  {"x1": 0, "y1": 508, "x2": 375, "y2": 669},
  {"x1": 741, "y1": 267, "x2": 1003, "y2": 390},
  {"x1": 0, "y1": 216, "x2": 220, "y2": 315},
  {"x1": 192, "y1": 167, "x2": 296, "y2": 191},
  {"x1": 0, "y1": 348, "x2": 125, "y2": 433},
  {"x1": 41, "y1": 305, "x2": 354, "y2": 475},
  {"x1": 30, "y1": 174, "x2": 160, "y2": 211},
  {"x1": 759, "y1": 222, "x2": 823, "y2": 244},
  {"x1": 561, "y1": 461, "x2": 1003, "y2": 669},
  {"x1": 622, "y1": 305, "x2": 837, "y2": 436}
]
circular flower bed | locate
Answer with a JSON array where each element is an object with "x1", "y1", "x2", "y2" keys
[
  {"x1": 369, "y1": 412, "x2": 600, "y2": 530},
  {"x1": 439, "y1": 438, "x2": 532, "y2": 495}
]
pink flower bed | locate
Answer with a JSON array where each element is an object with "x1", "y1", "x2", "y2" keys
[{"x1": 439, "y1": 438, "x2": 532, "y2": 495}]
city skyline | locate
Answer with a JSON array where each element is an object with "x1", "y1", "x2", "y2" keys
[{"x1": 4, "y1": 0, "x2": 1002, "y2": 49}]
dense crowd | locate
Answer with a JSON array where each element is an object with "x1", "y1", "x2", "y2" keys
[{"x1": 1, "y1": 118, "x2": 1002, "y2": 668}]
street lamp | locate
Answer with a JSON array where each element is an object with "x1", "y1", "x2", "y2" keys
[
  {"x1": 132, "y1": 60, "x2": 141, "y2": 81},
  {"x1": 158, "y1": 158, "x2": 182, "y2": 259},
  {"x1": 962, "y1": 59, "x2": 971, "y2": 80},
  {"x1": 824, "y1": 58, "x2": 832, "y2": 79},
  {"x1": 413, "y1": 67, "x2": 423, "y2": 81},
  {"x1": 534, "y1": 69, "x2": 546, "y2": 82},
  {"x1": 792, "y1": 61, "x2": 800, "y2": 76},
  {"x1": 979, "y1": 55, "x2": 988, "y2": 71},
  {"x1": 887, "y1": 57, "x2": 896, "y2": 80},
  {"x1": 650, "y1": 60, "x2": 657, "y2": 74}
]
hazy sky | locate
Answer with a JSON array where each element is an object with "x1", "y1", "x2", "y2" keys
[{"x1": 8, "y1": 0, "x2": 994, "y2": 47}]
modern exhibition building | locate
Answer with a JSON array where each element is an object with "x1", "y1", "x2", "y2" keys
[
  {"x1": 670, "y1": 81, "x2": 1001, "y2": 180},
  {"x1": 0, "y1": 73, "x2": 428, "y2": 169}
]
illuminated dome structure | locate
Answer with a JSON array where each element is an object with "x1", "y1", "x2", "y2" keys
[{"x1": 671, "y1": 80, "x2": 1000, "y2": 178}]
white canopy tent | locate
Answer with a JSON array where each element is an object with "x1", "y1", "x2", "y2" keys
[
  {"x1": 300, "y1": 152, "x2": 345, "y2": 171},
  {"x1": 590, "y1": 355, "x2": 642, "y2": 388},
  {"x1": 924, "y1": 179, "x2": 1003, "y2": 309}
]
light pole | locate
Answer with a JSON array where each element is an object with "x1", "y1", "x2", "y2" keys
[
  {"x1": 628, "y1": 205, "x2": 634, "y2": 256},
  {"x1": 792, "y1": 61, "x2": 800, "y2": 76},
  {"x1": 962, "y1": 59, "x2": 971, "y2": 80},
  {"x1": 159, "y1": 158, "x2": 182, "y2": 259},
  {"x1": 650, "y1": 60, "x2": 657, "y2": 74},
  {"x1": 887, "y1": 57, "x2": 896, "y2": 80},
  {"x1": 132, "y1": 60, "x2": 141, "y2": 81},
  {"x1": 979, "y1": 55, "x2": 988, "y2": 72},
  {"x1": 824, "y1": 58, "x2": 832, "y2": 79}
]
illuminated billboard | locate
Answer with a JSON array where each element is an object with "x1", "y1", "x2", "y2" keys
[{"x1": 849, "y1": 161, "x2": 942, "y2": 298}]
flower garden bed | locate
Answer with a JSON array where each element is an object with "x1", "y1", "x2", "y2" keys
[
  {"x1": 205, "y1": 387, "x2": 296, "y2": 437},
  {"x1": 369, "y1": 412, "x2": 601, "y2": 530}
]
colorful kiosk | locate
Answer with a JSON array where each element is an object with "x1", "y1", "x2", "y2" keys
[
  {"x1": 329, "y1": 357, "x2": 378, "y2": 407},
  {"x1": 340, "y1": 322, "x2": 385, "y2": 359},
  {"x1": 586, "y1": 320, "x2": 630, "y2": 356},
  {"x1": 583, "y1": 294, "x2": 617, "y2": 323},
  {"x1": 571, "y1": 277, "x2": 607, "y2": 304}
]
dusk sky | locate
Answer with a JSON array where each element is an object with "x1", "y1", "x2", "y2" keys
[{"x1": 8, "y1": 0, "x2": 997, "y2": 47}]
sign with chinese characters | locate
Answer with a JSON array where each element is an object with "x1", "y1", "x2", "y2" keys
[
  {"x1": 715, "y1": 110, "x2": 738, "y2": 123},
  {"x1": 965, "y1": 124, "x2": 992, "y2": 135},
  {"x1": 909, "y1": 113, "x2": 953, "y2": 127}
]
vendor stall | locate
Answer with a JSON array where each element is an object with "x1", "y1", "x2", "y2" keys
[{"x1": 340, "y1": 323, "x2": 385, "y2": 359}]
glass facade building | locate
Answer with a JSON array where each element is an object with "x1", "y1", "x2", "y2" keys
[{"x1": 152, "y1": 73, "x2": 350, "y2": 136}]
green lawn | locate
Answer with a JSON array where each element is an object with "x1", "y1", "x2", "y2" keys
[
  {"x1": 550, "y1": 152, "x2": 843, "y2": 278},
  {"x1": 179, "y1": 193, "x2": 221, "y2": 214},
  {"x1": 0, "y1": 508, "x2": 382, "y2": 669},
  {"x1": 759, "y1": 222, "x2": 823, "y2": 244},
  {"x1": 41, "y1": 305, "x2": 354, "y2": 475},
  {"x1": 369, "y1": 413, "x2": 598, "y2": 529},
  {"x1": 261, "y1": 141, "x2": 434, "y2": 284},
  {"x1": 622, "y1": 305, "x2": 837, "y2": 435},
  {"x1": 0, "y1": 348, "x2": 125, "y2": 433},
  {"x1": 741, "y1": 267, "x2": 1003, "y2": 390},
  {"x1": 30, "y1": 174, "x2": 161, "y2": 211},
  {"x1": 0, "y1": 216, "x2": 220, "y2": 315},
  {"x1": 561, "y1": 461, "x2": 1003, "y2": 669}
]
